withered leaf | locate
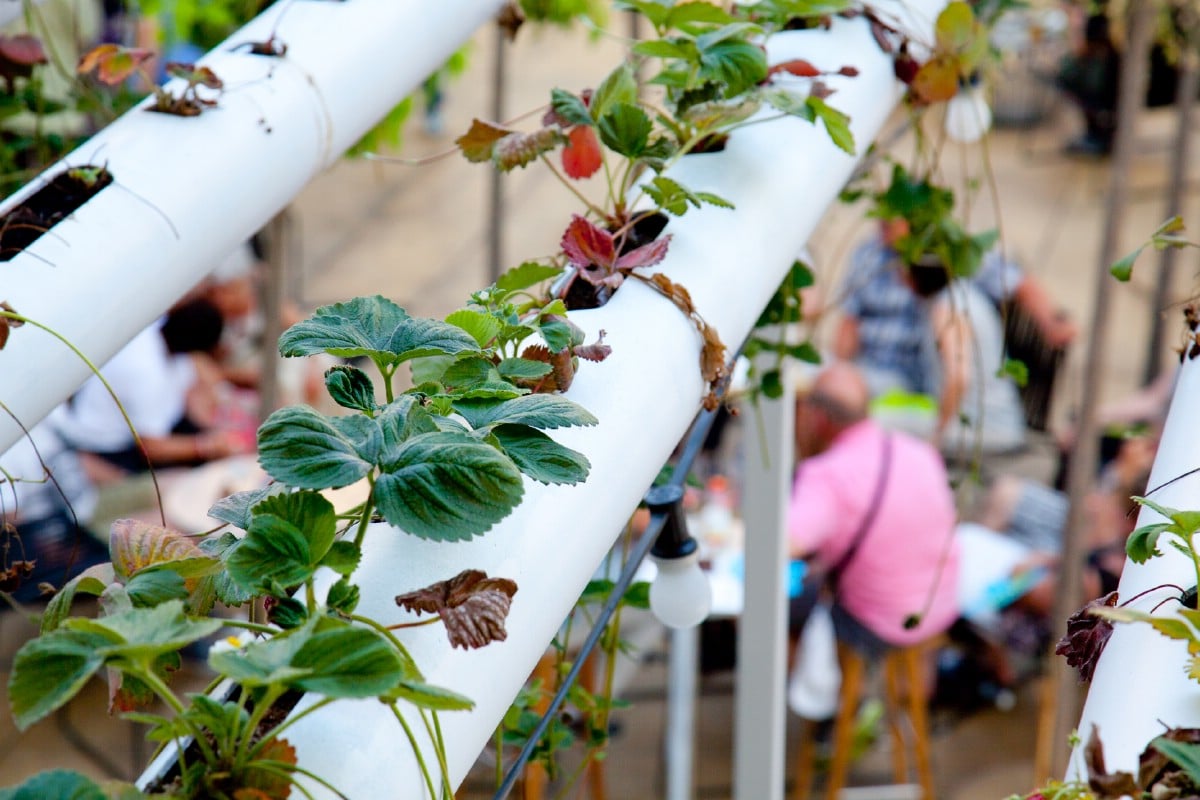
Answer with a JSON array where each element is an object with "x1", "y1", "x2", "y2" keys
[
  {"x1": 456, "y1": 118, "x2": 517, "y2": 163},
  {"x1": 648, "y1": 273, "x2": 695, "y2": 315},
  {"x1": 0, "y1": 559, "x2": 35, "y2": 592},
  {"x1": 516, "y1": 344, "x2": 573, "y2": 393},
  {"x1": 496, "y1": 1, "x2": 525, "y2": 42},
  {"x1": 239, "y1": 737, "x2": 296, "y2": 799},
  {"x1": 1085, "y1": 725, "x2": 1139, "y2": 798},
  {"x1": 78, "y1": 43, "x2": 152, "y2": 85},
  {"x1": 574, "y1": 331, "x2": 611, "y2": 363},
  {"x1": 492, "y1": 128, "x2": 565, "y2": 171},
  {"x1": 395, "y1": 569, "x2": 518, "y2": 650},
  {"x1": 700, "y1": 325, "x2": 728, "y2": 385},
  {"x1": 109, "y1": 518, "x2": 207, "y2": 582},
  {"x1": 1055, "y1": 591, "x2": 1118, "y2": 683},
  {"x1": 1139, "y1": 727, "x2": 1200, "y2": 791},
  {"x1": 165, "y1": 62, "x2": 223, "y2": 90}
]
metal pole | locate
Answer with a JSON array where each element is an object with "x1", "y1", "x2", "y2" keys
[
  {"x1": 1144, "y1": 45, "x2": 1198, "y2": 386},
  {"x1": 665, "y1": 625, "x2": 699, "y2": 800},
  {"x1": 1049, "y1": 0, "x2": 1158, "y2": 780},
  {"x1": 257, "y1": 211, "x2": 288, "y2": 421},
  {"x1": 487, "y1": 21, "x2": 506, "y2": 283}
]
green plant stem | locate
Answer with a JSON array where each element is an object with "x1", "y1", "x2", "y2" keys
[
  {"x1": 421, "y1": 709, "x2": 455, "y2": 799},
  {"x1": 386, "y1": 616, "x2": 441, "y2": 630},
  {"x1": 254, "y1": 760, "x2": 352, "y2": 800},
  {"x1": 246, "y1": 696, "x2": 336, "y2": 761},
  {"x1": 538, "y1": 154, "x2": 608, "y2": 219},
  {"x1": 305, "y1": 579, "x2": 316, "y2": 613},
  {"x1": 220, "y1": 619, "x2": 279, "y2": 636},
  {"x1": 352, "y1": 476, "x2": 376, "y2": 551},
  {"x1": 135, "y1": 665, "x2": 219, "y2": 767},
  {"x1": 0, "y1": 311, "x2": 167, "y2": 526},
  {"x1": 348, "y1": 612, "x2": 418, "y2": 667},
  {"x1": 390, "y1": 703, "x2": 439, "y2": 800},
  {"x1": 236, "y1": 684, "x2": 285, "y2": 769}
]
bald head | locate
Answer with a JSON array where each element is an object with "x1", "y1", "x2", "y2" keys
[{"x1": 808, "y1": 362, "x2": 869, "y2": 428}]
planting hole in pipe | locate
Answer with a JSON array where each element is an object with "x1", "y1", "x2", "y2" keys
[{"x1": 0, "y1": 165, "x2": 113, "y2": 261}]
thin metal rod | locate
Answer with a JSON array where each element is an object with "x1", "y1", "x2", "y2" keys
[
  {"x1": 1144, "y1": 52, "x2": 1198, "y2": 384},
  {"x1": 487, "y1": 22, "x2": 506, "y2": 283},
  {"x1": 492, "y1": 404, "x2": 722, "y2": 799}
]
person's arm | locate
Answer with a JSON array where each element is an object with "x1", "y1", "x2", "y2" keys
[
  {"x1": 932, "y1": 303, "x2": 969, "y2": 439},
  {"x1": 786, "y1": 461, "x2": 841, "y2": 562},
  {"x1": 832, "y1": 316, "x2": 860, "y2": 361}
]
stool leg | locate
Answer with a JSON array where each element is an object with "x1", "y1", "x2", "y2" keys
[
  {"x1": 901, "y1": 647, "x2": 935, "y2": 800},
  {"x1": 579, "y1": 650, "x2": 607, "y2": 800},
  {"x1": 882, "y1": 653, "x2": 909, "y2": 786},
  {"x1": 826, "y1": 648, "x2": 865, "y2": 799},
  {"x1": 792, "y1": 719, "x2": 817, "y2": 800}
]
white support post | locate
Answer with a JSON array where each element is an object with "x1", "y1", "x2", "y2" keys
[{"x1": 734, "y1": 382, "x2": 795, "y2": 800}]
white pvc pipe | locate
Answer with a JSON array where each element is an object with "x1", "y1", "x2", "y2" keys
[
  {"x1": 0, "y1": 0, "x2": 506, "y2": 453},
  {"x1": 265, "y1": 3, "x2": 948, "y2": 797},
  {"x1": 1068, "y1": 358, "x2": 1200, "y2": 777}
]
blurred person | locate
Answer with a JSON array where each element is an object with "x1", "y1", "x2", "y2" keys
[
  {"x1": 788, "y1": 361, "x2": 960, "y2": 653},
  {"x1": 49, "y1": 297, "x2": 256, "y2": 535},
  {"x1": 0, "y1": 418, "x2": 107, "y2": 601},
  {"x1": 834, "y1": 219, "x2": 1076, "y2": 400},
  {"x1": 1055, "y1": 10, "x2": 1120, "y2": 156}
]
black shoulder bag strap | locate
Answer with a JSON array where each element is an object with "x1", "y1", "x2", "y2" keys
[{"x1": 826, "y1": 432, "x2": 894, "y2": 597}]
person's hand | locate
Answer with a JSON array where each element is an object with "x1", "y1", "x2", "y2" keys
[
  {"x1": 1044, "y1": 311, "x2": 1078, "y2": 349},
  {"x1": 196, "y1": 429, "x2": 256, "y2": 461}
]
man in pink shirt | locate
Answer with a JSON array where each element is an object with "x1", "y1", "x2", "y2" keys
[{"x1": 789, "y1": 362, "x2": 960, "y2": 654}]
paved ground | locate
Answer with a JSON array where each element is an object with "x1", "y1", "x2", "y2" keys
[{"x1": 4, "y1": 11, "x2": 1200, "y2": 800}]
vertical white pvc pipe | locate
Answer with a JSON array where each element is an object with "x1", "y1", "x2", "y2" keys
[
  {"x1": 734, "y1": 376, "x2": 795, "y2": 800},
  {"x1": 1068, "y1": 359, "x2": 1200, "y2": 777},
  {"x1": 666, "y1": 625, "x2": 700, "y2": 800}
]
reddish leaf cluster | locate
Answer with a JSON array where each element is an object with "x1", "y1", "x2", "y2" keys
[
  {"x1": 519, "y1": 328, "x2": 611, "y2": 393},
  {"x1": 1054, "y1": 590, "x2": 1118, "y2": 683},
  {"x1": 78, "y1": 43, "x2": 152, "y2": 86},
  {"x1": 560, "y1": 215, "x2": 672, "y2": 288},
  {"x1": 0, "y1": 559, "x2": 35, "y2": 593},
  {"x1": 395, "y1": 569, "x2": 518, "y2": 650},
  {"x1": 1084, "y1": 725, "x2": 1200, "y2": 799},
  {"x1": 0, "y1": 34, "x2": 46, "y2": 93}
]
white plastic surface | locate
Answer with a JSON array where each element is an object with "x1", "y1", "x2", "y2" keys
[
  {"x1": 0, "y1": 0, "x2": 506, "y2": 453},
  {"x1": 1069, "y1": 358, "x2": 1200, "y2": 778}
]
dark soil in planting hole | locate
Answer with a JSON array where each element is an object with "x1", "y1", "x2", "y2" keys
[
  {"x1": 0, "y1": 166, "x2": 113, "y2": 261},
  {"x1": 559, "y1": 212, "x2": 671, "y2": 310},
  {"x1": 141, "y1": 687, "x2": 305, "y2": 796}
]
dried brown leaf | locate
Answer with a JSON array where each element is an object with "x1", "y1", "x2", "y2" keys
[
  {"x1": 108, "y1": 518, "x2": 207, "y2": 582},
  {"x1": 455, "y1": 118, "x2": 516, "y2": 163},
  {"x1": 395, "y1": 569, "x2": 518, "y2": 650},
  {"x1": 1054, "y1": 590, "x2": 1117, "y2": 683},
  {"x1": 1085, "y1": 725, "x2": 1139, "y2": 798},
  {"x1": 239, "y1": 737, "x2": 296, "y2": 799},
  {"x1": 496, "y1": 1, "x2": 525, "y2": 41}
]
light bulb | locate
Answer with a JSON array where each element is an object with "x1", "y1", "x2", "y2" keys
[
  {"x1": 944, "y1": 83, "x2": 992, "y2": 144},
  {"x1": 649, "y1": 550, "x2": 712, "y2": 629}
]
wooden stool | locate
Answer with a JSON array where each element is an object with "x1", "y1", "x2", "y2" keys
[
  {"x1": 793, "y1": 638, "x2": 940, "y2": 800},
  {"x1": 520, "y1": 650, "x2": 607, "y2": 800}
]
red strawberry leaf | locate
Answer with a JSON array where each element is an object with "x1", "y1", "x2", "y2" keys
[
  {"x1": 562, "y1": 125, "x2": 603, "y2": 179},
  {"x1": 614, "y1": 234, "x2": 672, "y2": 271},
  {"x1": 561, "y1": 215, "x2": 616, "y2": 272},
  {"x1": 0, "y1": 34, "x2": 46, "y2": 66},
  {"x1": 769, "y1": 59, "x2": 820, "y2": 78},
  {"x1": 77, "y1": 43, "x2": 152, "y2": 85}
]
